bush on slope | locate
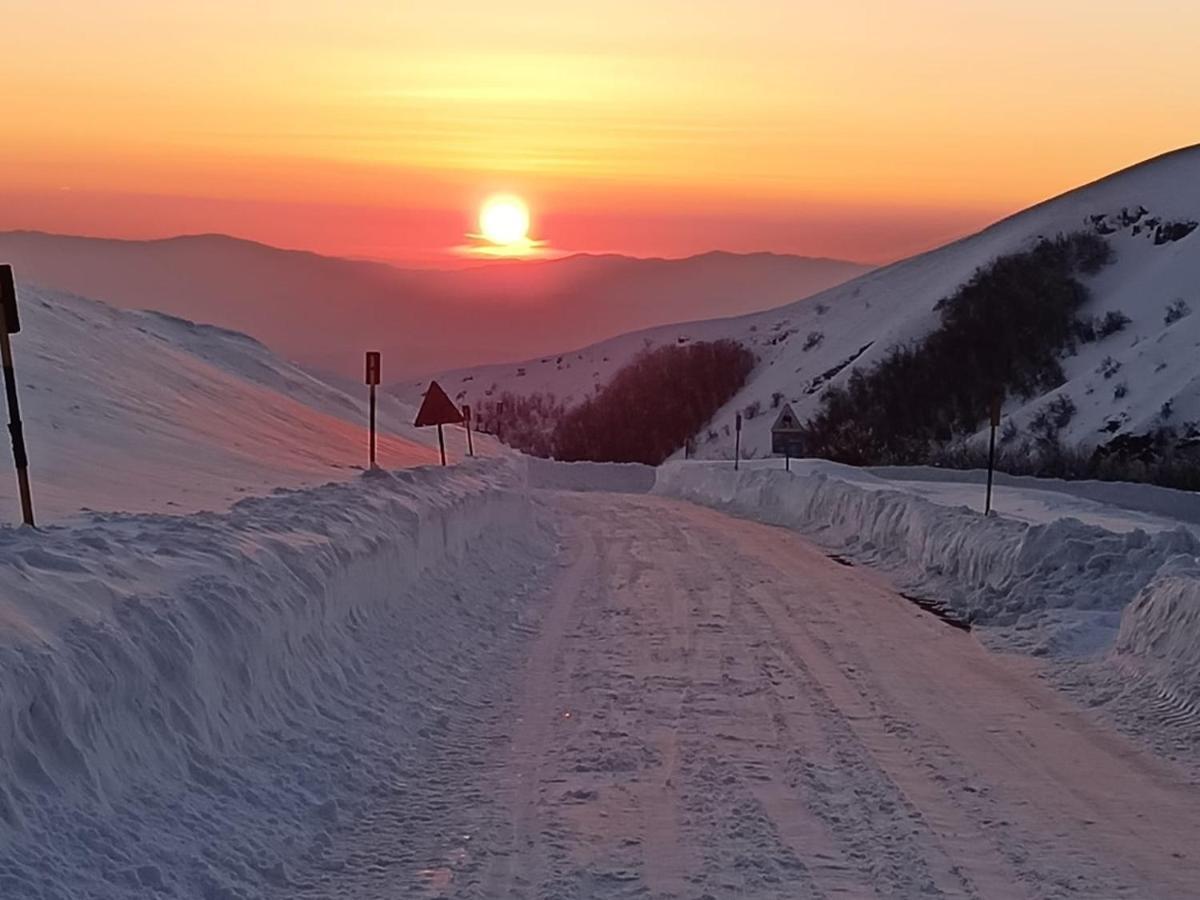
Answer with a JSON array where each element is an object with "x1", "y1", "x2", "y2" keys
[
  {"x1": 800, "y1": 233, "x2": 1114, "y2": 465},
  {"x1": 552, "y1": 340, "x2": 756, "y2": 465}
]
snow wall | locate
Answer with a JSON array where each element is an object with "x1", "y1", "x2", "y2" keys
[
  {"x1": 655, "y1": 461, "x2": 1200, "y2": 704},
  {"x1": 0, "y1": 458, "x2": 534, "y2": 832},
  {"x1": 524, "y1": 457, "x2": 656, "y2": 493}
]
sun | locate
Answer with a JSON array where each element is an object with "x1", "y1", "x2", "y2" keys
[{"x1": 479, "y1": 194, "x2": 530, "y2": 246}]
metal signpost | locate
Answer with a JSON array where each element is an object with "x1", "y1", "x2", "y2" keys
[
  {"x1": 0, "y1": 265, "x2": 34, "y2": 526},
  {"x1": 985, "y1": 396, "x2": 1001, "y2": 515},
  {"x1": 365, "y1": 351, "x2": 381, "y2": 468},
  {"x1": 734, "y1": 413, "x2": 742, "y2": 470},
  {"x1": 414, "y1": 380, "x2": 464, "y2": 466},
  {"x1": 770, "y1": 403, "x2": 803, "y2": 472},
  {"x1": 462, "y1": 404, "x2": 474, "y2": 457}
]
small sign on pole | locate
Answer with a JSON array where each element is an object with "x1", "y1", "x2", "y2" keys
[
  {"x1": 0, "y1": 265, "x2": 34, "y2": 526},
  {"x1": 462, "y1": 404, "x2": 474, "y2": 457},
  {"x1": 770, "y1": 403, "x2": 803, "y2": 472},
  {"x1": 414, "y1": 380, "x2": 464, "y2": 466},
  {"x1": 365, "y1": 351, "x2": 381, "y2": 469},
  {"x1": 734, "y1": 413, "x2": 742, "y2": 471},
  {"x1": 985, "y1": 395, "x2": 1001, "y2": 515}
]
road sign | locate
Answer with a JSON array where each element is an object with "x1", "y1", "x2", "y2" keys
[
  {"x1": 414, "y1": 381, "x2": 464, "y2": 465},
  {"x1": 365, "y1": 351, "x2": 381, "y2": 468},
  {"x1": 770, "y1": 403, "x2": 803, "y2": 461},
  {"x1": 0, "y1": 266, "x2": 34, "y2": 525}
]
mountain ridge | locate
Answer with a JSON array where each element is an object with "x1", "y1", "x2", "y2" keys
[{"x1": 0, "y1": 230, "x2": 869, "y2": 379}]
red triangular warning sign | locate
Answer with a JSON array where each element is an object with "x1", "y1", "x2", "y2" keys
[{"x1": 414, "y1": 380, "x2": 464, "y2": 427}]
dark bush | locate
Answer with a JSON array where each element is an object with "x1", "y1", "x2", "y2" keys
[
  {"x1": 1165, "y1": 299, "x2": 1191, "y2": 325},
  {"x1": 1097, "y1": 356, "x2": 1121, "y2": 379},
  {"x1": 1096, "y1": 309, "x2": 1131, "y2": 338},
  {"x1": 798, "y1": 232, "x2": 1113, "y2": 465},
  {"x1": 475, "y1": 391, "x2": 568, "y2": 457},
  {"x1": 551, "y1": 340, "x2": 756, "y2": 464}
]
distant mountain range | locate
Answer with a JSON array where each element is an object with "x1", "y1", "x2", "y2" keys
[{"x1": 0, "y1": 231, "x2": 869, "y2": 380}]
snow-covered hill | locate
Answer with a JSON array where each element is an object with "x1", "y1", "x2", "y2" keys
[
  {"x1": 407, "y1": 146, "x2": 1200, "y2": 461},
  {"x1": 0, "y1": 283, "x2": 474, "y2": 522}
]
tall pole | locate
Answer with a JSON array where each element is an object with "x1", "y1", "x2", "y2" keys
[
  {"x1": 369, "y1": 383, "x2": 377, "y2": 468},
  {"x1": 734, "y1": 413, "x2": 742, "y2": 471},
  {"x1": 462, "y1": 405, "x2": 474, "y2": 457},
  {"x1": 0, "y1": 266, "x2": 33, "y2": 527},
  {"x1": 437, "y1": 423, "x2": 447, "y2": 466},
  {"x1": 985, "y1": 396, "x2": 1000, "y2": 515},
  {"x1": 365, "y1": 351, "x2": 381, "y2": 470}
]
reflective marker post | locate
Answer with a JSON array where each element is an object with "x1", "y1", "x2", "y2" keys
[
  {"x1": 0, "y1": 265, "x2": 34, "y2": 526},
  {"x1": 365, "y1": 351, "x2": 381, "y2": 468},
  {"x1": 462, "y1": 405, "x2": 474, "y2": 457},
  {"x1": 734, "y1": 413, "x2": 742, "y2": 471},
  {"x1": 985, "y1": 396, "x2": 1001, "y2": 515}
]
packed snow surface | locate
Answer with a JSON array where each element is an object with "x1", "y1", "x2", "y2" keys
[
  {"x1": 413, "y1": 145, "x2": 1200, "y2": 460},
  {"x1": 655, "y1": 460, "x2": 1200, "y2": 703}
]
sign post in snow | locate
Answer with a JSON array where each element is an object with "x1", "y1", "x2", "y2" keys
[
  {"x1": 414, "y1": 380, "x2": 464, "y2": 466},
  {"x1": 985, "y1": 395, "x2": 1001, "y2": 515},
  {"x1": 0, "y1": 265, "x2": 34, "y2": 526},
  {"x1": 462, "y1": 404, "x2": 474, "y2": 457},
  {"x1": 734, "y1": 413, "x2": 742, "y2": 471},
  {"x1": 365, "y1": 351, "x2": 381, "y2": 469},
  {"x1": 770, "y1": 403, "x2": 803, "y2": 472}
]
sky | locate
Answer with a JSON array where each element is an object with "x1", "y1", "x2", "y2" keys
[{"x1": 2, "y1": 0, "x2": 1199, "y2": 267}]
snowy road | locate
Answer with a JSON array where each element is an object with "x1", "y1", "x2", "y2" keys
[{"x1": 290, "y1": 492, "x2": 1200, "y2": 899}]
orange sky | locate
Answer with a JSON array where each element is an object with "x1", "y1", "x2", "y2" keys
[{"x1": 3, "y1": 1, "x2": 1198, "y2": 266}]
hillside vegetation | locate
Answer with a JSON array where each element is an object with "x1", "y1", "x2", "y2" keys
[
  {"x1": 477, "y1": 341, "x2": 755, "y2": 464},
  {"x1": 799, "y1": 233, "x2": 1115, "y2": 464}
]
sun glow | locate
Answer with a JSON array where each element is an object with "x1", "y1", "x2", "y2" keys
[{"x1": 479, "y1": 194, "x2": 530, "y2": 246}]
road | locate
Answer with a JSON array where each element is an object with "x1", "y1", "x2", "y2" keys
[{"x1": 291, "y1": 491, "x2": 1200, "y2": 899}]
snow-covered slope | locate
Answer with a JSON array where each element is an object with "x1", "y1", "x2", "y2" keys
[
  {"x1": 407, "y1": 146, "x2": 1200, "y2": 460},
  {"x1": 0, "y1": 284, "x2": 480, "y2": 522}
]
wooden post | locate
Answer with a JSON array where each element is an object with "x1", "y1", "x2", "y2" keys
[
  {"x1": 462, "y1": 404, "x2": 474, "y2": 457},
  {"x1": 0, "y1": 266, "x2": 34, "y2": 527},
  {"x1": 437, "y1": 423, "x2": 447, "y2": 466}
]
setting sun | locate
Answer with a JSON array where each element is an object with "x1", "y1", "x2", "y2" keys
[{"x1": 479, "y1": 195, "x2": 530, "y2": 246}]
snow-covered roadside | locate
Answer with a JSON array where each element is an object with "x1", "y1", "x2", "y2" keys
[
  {"x1": 524, "y1": 457, "x2": 655, "y2": 493},
  {"x1": 654, "y1": 461, "x2": 1200, "y2": 703},
  {"x1": 0, "y1": 458, "x2": 548, "y2": 898}
]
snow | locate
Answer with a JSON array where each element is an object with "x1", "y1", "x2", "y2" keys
[
  {"x1": 654, "y1": 460, "x2": 1200, "y2": 665},
  {"x1": 524, "y1": 457, "x2": 655, "y2": 493},
  {"x1": 0, "y1": 457, "x2": 546, "y2": 898},
  {"x1": 412, "y1": 145, "x2": 1200, "y2": 461},
  {"x1": 0, "y1": 284, "x2": 489, "y2": 522}
]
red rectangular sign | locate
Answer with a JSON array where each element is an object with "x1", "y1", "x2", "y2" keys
[{"x1": 365, "y1": 351, "x2": 381, "y2": 385}]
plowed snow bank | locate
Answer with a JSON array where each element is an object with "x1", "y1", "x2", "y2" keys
[
  {"x1": 655, "y1": 462, "x2": 1200, "y2": 694},
  {"x1": 0, "y1": 459, "x2": 535, "y2": 862}
]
